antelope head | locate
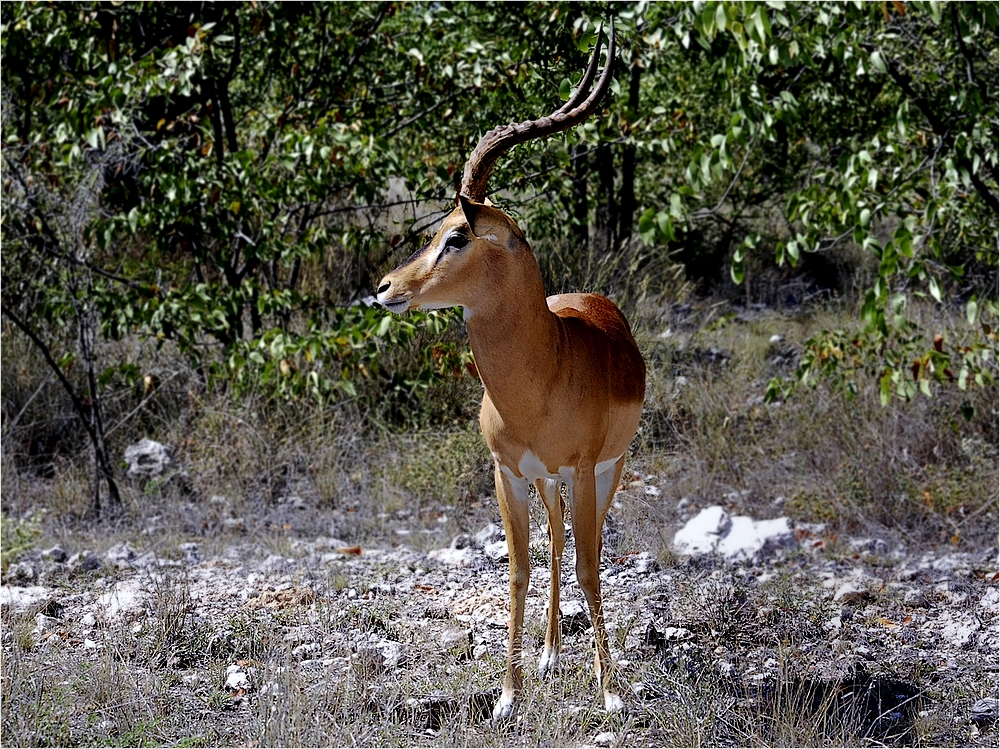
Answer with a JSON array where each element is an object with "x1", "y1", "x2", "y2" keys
[
  {"x1": 377, "y1": 22, "x2": 615, "y2": 318},
  {"x1": 375, "y1": 196, "x2": 529, "y2": 317}
]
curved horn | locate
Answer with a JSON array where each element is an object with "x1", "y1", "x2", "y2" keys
[{"x1": 459, "y1": 19, "x2": 616, "y2": 203}]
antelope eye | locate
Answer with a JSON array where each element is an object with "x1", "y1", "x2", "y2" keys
[{"x1": 444, "y1": 233, "x2": 468, "y2": 250}]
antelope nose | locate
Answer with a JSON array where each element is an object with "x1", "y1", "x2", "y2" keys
[{"x1": 377, "y1": 281, "x2": 391, "y2": 295}]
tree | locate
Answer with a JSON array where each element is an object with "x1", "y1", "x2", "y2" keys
[{"x1": 636, "y1": 0, "x2": 998, "y2": 404}]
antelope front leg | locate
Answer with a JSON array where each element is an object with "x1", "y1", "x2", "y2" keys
[
  {"x1": 570, "y1": 464, "x2": 624, "y2": 713},
  {"x1": 535, "y1": 478, "x2": 564, "y2": 678},
  {"x1": 493, "y1": 464, "x2": 531, "y2": 722}
]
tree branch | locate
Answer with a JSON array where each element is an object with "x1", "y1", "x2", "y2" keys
[{"x1": 875, "y1": 44, "x2": 998, "y2": 212}]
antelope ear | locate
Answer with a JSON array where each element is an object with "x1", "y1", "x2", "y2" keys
[{"x1": 457, "y1": 193, "x2": 486, "y2": 238}]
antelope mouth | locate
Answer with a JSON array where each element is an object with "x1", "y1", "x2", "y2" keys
[{"x1": 379, "y1": 296, "x2": 412, "y2": 314}]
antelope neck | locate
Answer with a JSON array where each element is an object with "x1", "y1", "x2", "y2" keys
[{"x1": 465, "y1": 273, "x2": 559, "y2": 413}]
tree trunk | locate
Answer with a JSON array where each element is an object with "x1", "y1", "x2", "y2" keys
[
  {"x1": 571, "y1": 143, "x2": 589, "y2": 255},
  {"x1": 595, "y1": 144, "x2": 617, "y2": 255},
  {"x1": 617, "y1": 57, "x2": 643, "y2": 251},
  {"x1": 75, "y1": 292, "x2": 123, "y2": 515}
]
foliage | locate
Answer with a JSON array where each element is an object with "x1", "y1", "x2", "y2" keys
[
  {"x1": 634, "y1": 1, "x2": 998, "y2": 403},
  {"x1": 2, "y1": 0, "x2": 997, "y2": 461}
]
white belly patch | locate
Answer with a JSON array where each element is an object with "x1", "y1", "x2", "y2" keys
[
  {"x1": 501, "y1": 450, "x2": 623, "y2": 484},
  {"x1": 498, "y1": 449, "x2": 624, "y2": 512}
]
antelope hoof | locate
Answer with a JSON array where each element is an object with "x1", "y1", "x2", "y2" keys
[
  {"x1": 492, "y1": 693, "x2": 518, "y2": 724},
  {"x1": 538, "y1": 649, "x2": 560, "y2": 679},
  {"x1": 604, "y1": 692, "x2": 626, "y2": 713}
]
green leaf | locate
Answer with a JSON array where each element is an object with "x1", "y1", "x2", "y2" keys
[
  {"x1": 879, "y1": 371, "x2": 892, "y2": 406},
  {"x1": 966, "y1": 298, "x2": 978, "y2": 325},
  {"x1": 559, "y1": 77, "x2": 572, "y2": 101},
  {"x1": 715, "y1": 3, "x2": 728, "y2": 34},
  {"x1": 731, "y1": 256, "x2": 744, "y2": 284},
  {"x1": 869, "y1": 50, "x2": 886, "y2": 74},
  {"x1": 928, "y1": 275, "x2": 942, "y2": 303},
  {"x1": 638, "y1": 208, "x2": 657, "y2": 245},
  {"x1": 656, "y1": 211, "x2": 674, "y2": 242}
]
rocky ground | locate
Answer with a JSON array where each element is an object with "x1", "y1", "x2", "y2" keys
[{"x1": 2, "y1": 476, "x2": 997, "y2": 748}]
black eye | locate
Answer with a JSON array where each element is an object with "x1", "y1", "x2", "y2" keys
[{"x1": 444, "y1": 233, "x2": 468, "y2": 250}]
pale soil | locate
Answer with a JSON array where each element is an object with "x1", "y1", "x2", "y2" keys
[{"x1": 2, "y1": 483, "x2": 997, "y2": 747}]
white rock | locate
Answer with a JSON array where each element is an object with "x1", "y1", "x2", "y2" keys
[
  {"x1": 124, "y1": 439, "x2": 174, "y2": 479},
  {"x1": 260, "y1": 555, "x2": 295, "y2": 576},
  {"x1": 631, "y1": 552, "x2": 658, "y2": 575},
  {"x1": 717, "y1": 515, "x2": 794, "y2": 560},
  {"x1": 96, "y1": 579, "x2": 149, "y2": 620},
  {"x1": 674, "y1": 506, "x2": 731, "y2": 555},
  {"x1": 904, "y1": 588, "x2": 929, "y2": 608},
  {"x1": 661, "y1": 626, "x2": 693, "y2": 641},
  {"x1": 0, "y1": 586, "x2": 54, "y2": 612},
  {"x1": 474, "y1": 524, "x2": 503, "y2": 547},
  {"x1": 483, "y1": 540, "x2": 509, "y2": 562},
  {"x1": 971, "y1": 698, "x2": 999, "y2": 724},
  {"x1": 979, "y1": 587, "x2": 999, "y2": 613},
  {"x1": 428, "y1": 547, "x2": 477, "y2": 568},
  {"x1": 439, "y1": 626, "x2": 471, "y2": 655},
  {"x1": 674, "y1": 506, "x2": 795, "y2": 561},
  {"x1": 225, "y1": 664, "x2": 251, "y2": 692},
  {"x1": 594, "y1": 731, "x2": 617, "y2": 747},
  {"x1": 105, "y1": 543, "x2": 139, "y2": 570},
  {"x1": 938, "y1": 613, "x2": 980, "y2": 648},
  {"x1": 292, "y1": 642, "x2": 321, "y2": 660},
  {"x1": 41, "y1": 545, "x2": 68, "y2": 563},
  {"x1": 833, "y1": 581, "x2": 870, "y2": 604}
]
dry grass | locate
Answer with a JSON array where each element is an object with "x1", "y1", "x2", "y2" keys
[{"x1": 631, "y1": 299, "x2": 998, "y2": 551}]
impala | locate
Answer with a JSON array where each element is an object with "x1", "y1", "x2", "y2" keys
[{"x1": 376, "y1": 24, "x2": 645, "y2": 720}]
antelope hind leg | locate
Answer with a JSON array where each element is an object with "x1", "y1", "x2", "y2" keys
[{"x1": 570, "y1": 459, "x2": 627, "y2": 712}]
